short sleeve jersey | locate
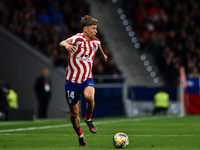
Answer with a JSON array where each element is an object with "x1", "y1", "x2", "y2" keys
[{"x1": 65, "y1": 33, "x2": 100, "y2": 83}]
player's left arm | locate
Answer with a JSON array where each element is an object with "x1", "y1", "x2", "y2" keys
[{"x1": 97, "y1": 45, "x2": 108, "y2": 62}]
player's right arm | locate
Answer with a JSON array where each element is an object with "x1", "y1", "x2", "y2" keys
[{"x1": 59, "y1": 39, "x2": 76, "y2": 53}]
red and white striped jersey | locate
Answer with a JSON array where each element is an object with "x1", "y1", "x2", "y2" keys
[{"x1": 65, "y1": 33, "x2": 100, "y2": 83}]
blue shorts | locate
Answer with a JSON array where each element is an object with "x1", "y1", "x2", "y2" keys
[{"x1": 64, "y1": 78, "x2": 95, "y2": 106}]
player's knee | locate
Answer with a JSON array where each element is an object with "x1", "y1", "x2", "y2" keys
[
  {"x1": 70, "y1": 112, "x2": 78, "y2": 119},
  {"x1": 85, "y1": 94, "x2": 94, "y2": 102}
]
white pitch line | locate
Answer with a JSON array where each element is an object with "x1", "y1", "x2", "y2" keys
[
  {"x1": 0, "y1": 116, "x2": 179, "y2": 133},
  {"x1": 0, "y1": 124, "x2": 71, "y2": 133}
]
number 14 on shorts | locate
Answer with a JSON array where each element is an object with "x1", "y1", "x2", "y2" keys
[{"x1": 67, "y1": 90, "x2": 75, "y2": 99}]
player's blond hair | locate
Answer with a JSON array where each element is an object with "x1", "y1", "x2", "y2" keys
[{"x1": 80, "y1": 15, "x2": 98, "y2": 29}]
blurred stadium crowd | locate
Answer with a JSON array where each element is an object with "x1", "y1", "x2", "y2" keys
[
  {"x1": 0, "y1": 0, "x2": 121, "y2": 81},
  {"x1": 123, "y1": 0, "x2": 200, "y2": 85}
]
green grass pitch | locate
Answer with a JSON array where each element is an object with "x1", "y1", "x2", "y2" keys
[{"x1": 0, "y1": 115, "x2": 200, "y2": 150}]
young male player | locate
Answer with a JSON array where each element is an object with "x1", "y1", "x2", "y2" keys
[{"x1": 59, "y1": 15, "x2": 107, "y2": 147}]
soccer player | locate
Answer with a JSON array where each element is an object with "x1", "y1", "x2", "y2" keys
[{"x1": 59, "y1": 15, "x2": 107, "y2": 147}]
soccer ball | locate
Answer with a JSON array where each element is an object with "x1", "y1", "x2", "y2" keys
[{"x1": 113, "y1": 132, "x2": 129, "y2": 148}]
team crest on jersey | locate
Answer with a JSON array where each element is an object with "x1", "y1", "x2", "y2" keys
[
  {"x1": 68, "y1": 99, "x2": 72, "y2": 104},
  {"x1": 93, "y1": 46, "x2": 97, "y2": 51}
]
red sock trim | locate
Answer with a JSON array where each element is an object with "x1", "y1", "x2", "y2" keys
[
  {"x1": 74, "y1": 126, "x2": 83, "y2": 136},
  {"x1": 85, "y1": 111, "x2": 93, "y2": 120}
]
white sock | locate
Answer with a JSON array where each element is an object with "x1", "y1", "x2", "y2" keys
[
  {"x1": 85, "y1": 118, "x2": 91, "y2": 122},
  {"x1": 78, "y1": 133, "x2": 84, "y2": 138}
]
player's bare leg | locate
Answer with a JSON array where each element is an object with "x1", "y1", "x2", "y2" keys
[
  {"x1": 69, "y1": 101, "x2": 87, "y2": 147},
  {"x1": 69, "y1": 102, "x2": 80, "y2": 129},
  {"x1": 83, "y1": 86, "x2": 97, "y2": 133}
]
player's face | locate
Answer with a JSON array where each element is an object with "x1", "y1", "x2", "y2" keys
[{"x1": 85, "y1": 25, "x2": 97, "y2": 40}]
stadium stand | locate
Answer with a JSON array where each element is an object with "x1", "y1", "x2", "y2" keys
[
  {"x1": 0, "y1": 0, "x2": 121, "y2": 82},
  {"x1": 122, "y1": 0, "x2": 200, "y2": 86}
]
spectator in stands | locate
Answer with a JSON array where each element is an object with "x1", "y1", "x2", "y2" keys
[
  {"x1": 49, "y1": 1, "x2": 64, "y2": 24},
  {"x1": 188, "y1": 67, "x2": 200, "y2": 78},
  {"x1": 152, "y1": 87, "x2": 169, "y2": 115},
  {"x1": 4, "y1": 83, "x2": 18, "y2": 109},
  {"x1": 36, "y1": 8, "x2": 52, "y2": 24},
  {"x1": 34, "y1": 68, "x2": 52, "y2": 118}
]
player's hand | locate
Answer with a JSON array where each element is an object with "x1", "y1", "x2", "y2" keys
[
  {"x1": 102, "y1": 54, "x2": 108, "y2": 62},
  {"x1": 59, "y1": 40, "x2": 76, "y2": 53},
  {"x1": 66, "y1": 45, "x2": 76, "y2": 53}
]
